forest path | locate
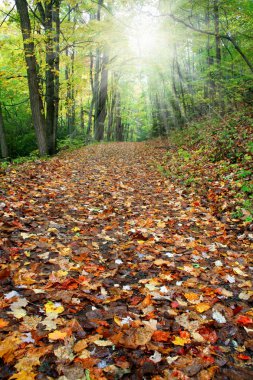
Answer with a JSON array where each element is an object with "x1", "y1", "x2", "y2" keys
[{"x1": 1, "y1": 142, "x2": 253, "y2": 379}]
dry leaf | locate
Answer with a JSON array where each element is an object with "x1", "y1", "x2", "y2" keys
[
  {"x1": 10, "y1": 371, "x2": 36, "y2": 380},
  {"x1": 116, "y1": 326, "x2": 154, "y2": 349},
  {"x1": 0, "y1": 318, "x2": 9, "y2": 328},
  {"x1": 94, "y1": 339, "x2": 114, "y2": 347},
  {"x1": 48, "y1": 330, "x2": 68, "y2": 341},
  {"x1": 45, "y1": 301, "x2": 64, "y2": 315},
  {"x1": 9, "y1": 298, "x2": 28, "y2": 319},
  {"x1": 195, "y1": 302, "x2": 211, "y2": 313},
  {"x1": 184, "y1": 292, "x2": 200, "y2": 303},
  {"x1": 0, "y1": 332, "x2": 22, "y2": 363}
]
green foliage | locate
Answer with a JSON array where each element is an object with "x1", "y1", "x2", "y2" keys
[
  {"x1": 237, "y1": 169, "x2": 252, "y2": 179},
  {"x1": 57, "y1": 137, "x2": 85, "y2": 151},
  {"x1": 161, "y1": 110, "x2": 253, "y2": 224},
  {"x1": 178, "y1": 148, "x2": 191, "y2": 162}
]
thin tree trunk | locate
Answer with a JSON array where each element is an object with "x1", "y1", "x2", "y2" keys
[
  {"x1": 87, "y1": 97, "x2": 94, "y2": 138},
  {"x1": 115, "y1": 90, "x2": 123, "y2": 141},
  {"x1": 0, "y1": 103, "x2": 8, "y2": 158},
  {"x1": 53, "y1": 0, "x2": 61, "y2": 151},
  {"x1": 80, "y1": 104, "x2": 85, "y2": 131},
  {"x1": 15, "y1": 0, "x2": 48, "y2": 156},
  {"x1": 70, "y1": 47, "x2": 76, "y2": 130},
  {"x1": 214, "y1": 0, "x2": 225, "y2": 113},
  {"x1": 45, "y1": 1, "x2": 56, "y2": 154},
  {"x1": 107, "y1": 88, "x2": 116, "y2": 141},
  {"x1": 87, "y1": 53, "x2": 94, "y2": 137},
  {"x1": 94, "y1": 52, "x2": 109, "y2": 141}
]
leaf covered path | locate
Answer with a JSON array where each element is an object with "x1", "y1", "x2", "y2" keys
[{"x1": 1, "y1": 142, "x2": 253, "y2": 380}]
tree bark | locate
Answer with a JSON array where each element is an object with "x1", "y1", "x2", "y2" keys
[
  {"x1": 94, "y1": 52, "x2": 109, "y2": 141},
  {"x1": 115, "y1": 90, "x2": 123, "y2": 141},
  {"x1": 53, "y1": 0, "x2": 61, "y2": 152},
  {"x1": 107, "y1": 87, "x2": 116, "y2": 141},
  {"x1": 44, "y1": 1, "x2": 56, "y2": 154},
  {"x1": 15, "y1": 0, "x2": 48, "y2": 156},
  {"x1": 0, "y1": 103, "x2": 8, "y2": 159}
]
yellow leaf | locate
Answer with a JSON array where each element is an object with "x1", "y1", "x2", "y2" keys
[
  {"x1": 0, "y1": 318, "x2": 9, "y2": 328},
  {"x1": 195, "y1": 302, "x2": 211, "y2": 313},
  {"x1": 246, "y1": 309, "x2": 253, "y2": 317},
  {"x1": 15, "y1": 346, "x2": 52, "y2": 372},
  {"x1": 45, "y1": 301, "x2": 64, "y2": 315},
  {"x1": 60, "y1": 247, "x2": 72, "y2": 256},
  {"x1": 157, "y1": 221, "x2": 166, "y2": 228},
  {"x1": 172, "y1": 336, "x2": 191, "y2": 346},
  {"x1": 184, "y1": 292, "x2": 199, "y2": 302},
  {"x1": 0, "y1": 332, "x2": 22, "y2": 362},
  {"x1": 56, "y1": 270, "x2": 68, "y2": 277},
  {"x1": 72, "y1": 227, "x2": 80, "y2": 232},
  {"x1": 48, "y1": 330, "x2": 67, "y2": 341},
  {"x1": 10, "y1": 371, "x2": 36, "y2": 380},
  {"x1": 233, "y1": 267, "x2": 247, "y2": 277},
  {"x1": 114, "y1": 316, "x2": 122, "y2": 326}
]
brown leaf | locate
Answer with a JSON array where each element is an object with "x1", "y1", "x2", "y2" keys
[{"x1": 116, "y1": 325, "x2": 154, "y2": 349}]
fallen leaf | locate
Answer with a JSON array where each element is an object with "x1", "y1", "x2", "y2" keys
[
  {"x1": 184, "y1": 292, "x2": 200, "y2": 303},
  {"x1": 0, "y1": 332, "x2": 22, "y2": 363},
  {"x1": 114, "y1": 326, "x2": 154, "y2": 349},
  {"x1": 152, "y1": 330, "x2": 170, "y2": 342},
  {"x1": 149, "y1": 351, "x2": 162, "y2": 363},
  {"x1": 9, "y1": 298, "x2": 28, "y2": 319},
  {"x1": 45, "y1": 301, "x2": 64, "y2": 315},
  {"x1": 233, "y1": 267, "x2": 247, "y2": 277},
  {"x1": 195, "y1": 302, "x2": 211, "y2": 313},
  {"x1": 48, "y1": 330, "x2": 68, "y2": 341},
  {"x1": 212, "y1": 310, "x2": 226, "y2": 324},
  {"x1": 237, "y1": 315, "x2": 253, "y2": 325},
  {"x1": 0, "y1": 318, "x2": 9, "y2": 328},
  {"x1": 10, "y1": 371, "x2": 36, "y2": 380},
  {"x1": 172, "y1": 331, "x2": 191, "y2": 346},
  {"x1": 94, "y1": 339, "x2": 114, "y2": 347}
]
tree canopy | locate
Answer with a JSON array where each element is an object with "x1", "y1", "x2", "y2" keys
[{"x1": 0, "y1": 0, "x2": 252, "y2": 157}]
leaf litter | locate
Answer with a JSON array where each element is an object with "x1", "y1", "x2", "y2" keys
[{"x1": 0, "y1": 141, "x2": 253, "y2": 379}]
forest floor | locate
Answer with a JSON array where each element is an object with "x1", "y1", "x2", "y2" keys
[{"x1": 0, "y1": 141, "x2": 253, "y2": 380}]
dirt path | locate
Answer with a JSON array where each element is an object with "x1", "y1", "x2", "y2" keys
[{"x1": 0, "y1": 142, "x2": 253, "y2": 379}]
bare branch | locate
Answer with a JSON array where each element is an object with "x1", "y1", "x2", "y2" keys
[{"x1": 0, "y1": 6, "x2": 15, "y2": 28}]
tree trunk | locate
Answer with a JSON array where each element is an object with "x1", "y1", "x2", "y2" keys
[
  {"x1": 80, "y1": 105, "x2": 85, "y2": 131},
  {"x1": 45, "y1": 1, "x2": 56, "y2": 154},
  {"x1": 87, "y1": 52, "x2": 94, "y2": 138},
  {"x1": 0, "y1": 103, "x2": 8, "y2": 159},
  {"x1": 53, "y1": 0, "x2": 61, "y2": 152},
  {"x1": 107, "y1": 87, "x2": 116, "y2": 141},
  {"x1": 15, "y1": 0, "x2": 48, "y2": 156},
  {"x1": 115, "y1": 91, "x2": 124, "y2": 141},
  {"x1": 214, "y1": 0, "x2": 225, "y2": 112},
  {"x1": 94, "y1": 52, "x2": 109, "y2": 141}
]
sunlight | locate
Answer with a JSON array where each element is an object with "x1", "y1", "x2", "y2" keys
[
  {"x1": 128, "y1": 20, "x2": 159, "y2": 57},
  {"x1": 124, "y1": 8, "x2": 161, "y2": 59}
]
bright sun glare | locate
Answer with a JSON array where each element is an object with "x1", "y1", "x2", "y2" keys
[{"x1": 125, "y1": 8, "x2": 160, "y2": 59}]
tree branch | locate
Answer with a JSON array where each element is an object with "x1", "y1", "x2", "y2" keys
[
  {"x1": 0, "y1": 6, "x2": 15, "y2": 28},
  {"x1": 164, "y1": 12, "x2": 253, "y2": 74}
]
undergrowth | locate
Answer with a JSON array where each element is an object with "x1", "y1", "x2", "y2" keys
[{"x1": 162, "y1": 108, "x2": 253, "y2": 227}]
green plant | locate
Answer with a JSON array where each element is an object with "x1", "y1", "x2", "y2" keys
[
  {"x1": 231, "y1": 209, "x2": 244, "y2": 219},
  {"x1": 58, "y1": 137, "x2": 85, "y2": 151},
  {"x1": 185, "y1": 177, "x2": 196, "y2": 185},
  {"x1": 237, "y1": 169, "x2": 252, "y2": 179},
  {"x1": 241, "y1": 183, "x2": 253, "y2": 194},
  {"x1": 178, "y1": 148, "x2": 191, "y2": 161}
]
